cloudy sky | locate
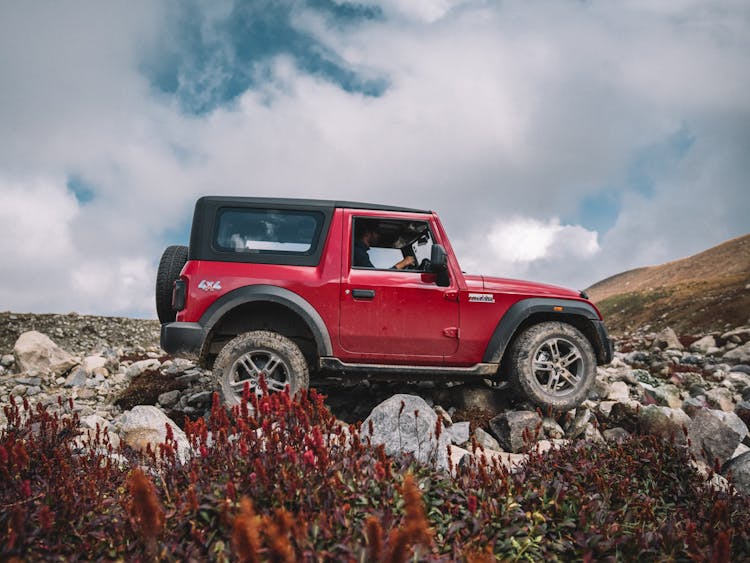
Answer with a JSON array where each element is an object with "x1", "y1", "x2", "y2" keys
[{"x1": 1, "y1": 0, "x2": 748, "y2": 318}]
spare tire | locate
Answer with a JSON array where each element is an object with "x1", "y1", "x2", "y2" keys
[{"x1": 155, "y1": 245, "x2": 188, "y2": 323}]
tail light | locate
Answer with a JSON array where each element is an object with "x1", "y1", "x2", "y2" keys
[{"x1": 172, "y1": 279, "x2": 186, "y2": 311}]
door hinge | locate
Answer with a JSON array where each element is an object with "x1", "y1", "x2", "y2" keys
[
  {"x1": 443, "y1": 291, "x2": 459, "y2": 302},
  {"x1": 443, "y1": 327, "x2": 459, "y2": 338}
]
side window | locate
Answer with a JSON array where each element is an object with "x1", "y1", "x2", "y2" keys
[
  {"x1": 214, "y1": 208, "x2": 323, "y2": 255},
  {"x1": 352, "y1": 217, "x2": 434, "y2": 271}
]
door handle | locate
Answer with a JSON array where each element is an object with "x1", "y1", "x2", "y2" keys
[{"x1": 352, "y1": 289, "x2": 376, "y2": 299}]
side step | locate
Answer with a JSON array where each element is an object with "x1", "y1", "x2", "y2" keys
[{"x1": 319, "y1": 357, "x2": 498, "y2": 380}]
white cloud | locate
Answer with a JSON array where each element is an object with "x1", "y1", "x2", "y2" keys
[{"x1": 455, "y1": 217, "x2": 600, "y2": 286}]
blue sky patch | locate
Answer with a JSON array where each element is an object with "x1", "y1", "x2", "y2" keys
[
  {"x1": 143, "y1": 0, "x2": 386, "y2": 114},
  {"x1": 66, "y1": 175, "x2": 96, "y2": 205}
]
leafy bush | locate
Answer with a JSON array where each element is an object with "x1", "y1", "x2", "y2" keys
[{"x1": 2, "y1": 389, "x2": 749, "y2": 561}]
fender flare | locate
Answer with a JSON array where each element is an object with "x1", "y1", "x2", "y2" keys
[
  {"x1": 482, "y1": 298, "x2": 601, "y2": 363},
  {"x1": 198, "y1": 285, "x2": 333, "y2": 357}
]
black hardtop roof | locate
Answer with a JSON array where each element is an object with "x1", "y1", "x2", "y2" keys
[{"x1": 197, "y1": 195, "x2": 431, "y2": 214}]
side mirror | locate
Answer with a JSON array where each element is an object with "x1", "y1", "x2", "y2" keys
[
  {"x1": 430, "y1": 244, "x2": 450, "y2": 287},
  {"x1": 430, "y1": 244, "x2": 448, "y2": 271}
]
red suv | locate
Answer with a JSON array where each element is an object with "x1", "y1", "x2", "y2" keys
[{"x1": 158, "y1": 197, "x2": 613, "y2": 411}]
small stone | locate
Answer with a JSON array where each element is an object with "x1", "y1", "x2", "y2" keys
[
  {"x1": 603, "y1": 427, "x2": 630, "y2": 444},
  {"x1": 158, "y1": 390, "x2": 181, "y2": 407},
  {"x1": 690, "y1": 335, "x2": 716, "y2": 354},
  {"x1": 26, "y1": 386, "x2": 41, "y2": 396},
  {"x1": 446, "y1": 421, "x2": 470, "y2": 446},
  {"x1": 725, "y1": 372, "x2": 750, "y2": 394},
  {"x1": 654, "y1": 327, "x2": 683, "y2": 351},
  {"x1": 489, "y1": 411, "x2": 542, "y2": 453},
  {"x1": 721, "y1": 451, "x2": 750, "y2": 495},
  {"x1": 542, "y1": 418, "x2": 565, "y2": 439},
  {"x1": 705, "y1": 387, "x2": 736, "y2": 412},
  {"x1": 14, "y1": 376, "x2": 42, "y2": 386},
  {"x1": 125, "y1": 359, "x2": 161, "y2": 378},
  {"x1": 565, "y1": 408, "x2": 592, "y2": 439},
  {"x1": 175, "y1": 373, "x2": 201, "y2": 385},
  {"x1": 187, "y1": 391, "x2": 213, "y2": 408},
  {"x1": 473, "y1": 427, "x2": 501, "y2": 451},
  {"x1": 11, "y1": 384, "x2": 26, "y2": 396},
  {"x1": 723, "y1": 342, "x2": 750, "y2": 364},
  {"x1": 1, "y1": 354, "x2": 14, "y2": 368},
  {"x1": 683, "y1": 396, "x2": 708, "y2": 418},
  {"x1": 64, "y1": 369, "x2": 88, "y2": 388},
  {"x1": 607, "y1": 381, "x2": 630, "y2": 402},
  {"x1": 731, "y1": 364, "x2": 750, "y2": 375}
]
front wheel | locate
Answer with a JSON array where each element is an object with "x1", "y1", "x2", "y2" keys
[
  {"x1": 507, "y1": 321, "x2": 596, "y2": 412},
  {"x1": 213, "y1": 331, "x2": 309, "y2": 406}
]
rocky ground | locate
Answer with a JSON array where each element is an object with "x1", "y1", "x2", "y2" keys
[{"x1": 1, "y1": 312, "x2": 749, "y2": 494}]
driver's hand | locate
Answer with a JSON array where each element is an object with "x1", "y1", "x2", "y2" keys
[{"x1": 395, "y1": 256, "x2": 416, "y2": 269}]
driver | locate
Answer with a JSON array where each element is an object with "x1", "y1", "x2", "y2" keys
[{"x1": 354, "y1": 222, "x2": 416, "y2": 270}]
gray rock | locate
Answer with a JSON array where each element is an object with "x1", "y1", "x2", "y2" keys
[
  {"x1": 1, "y1": 354, "x2": 14, "y2": 368},
  {"x1": 64, "y1": 368, "x2": 88, "y2": 388},
  {"x1": 564, "y1": 408, "x2": 592, "y2": 439},
  {"x1": 638, "y1": 405, "x2": 689, "y2": 444},
  {"x1": 125, "y1": 359, "x2": 161, "y2": 378},
  {"x1": 731, "y1": 364, "x2": 750, "y2": 375},
  {"x1": 725, "y1": 372, "x2": 750, "y2": 394},
  {"x1": 361, "y1": 394, "x2": 450, "y2": 470},
  {"x1": 624, "y1": 351, "x2": 650, "y2": 365},
  {"x1": 26, "y1": 386, "x2": 41, "y2": 396},
  {"x1": 641, "y1": 383, "x2": 682, "y2": 409},
  {"x1": 446, "y1": 421, "x2": 470, "y2": 446},
  {"x1": 14, "y1": 376, "x2": 42, "y2": 386},
  {"x1": 489, "y1": 411, "x2": 542, "y2": 453},
  {"x1": 710, "y1": 410, "x2": 748, "y2": 442},
  {"x1": 13, "y1": 331, "x2": 77, "y2": 376},
  {"x1": 735, "y1": 400, "x2": 750, "y2": 427},
  {"x1": 603, "y1": 427, "x2": 631, "y2": 444},
  {"x1": 721, "y1": 451, "x2": 750, "y2": 495},
  {"x1": 705, "y1": 387, "x2": 736, "y2": 412},
  {"x1": 608, "y1": 400, "x2": 641, "y2": 433},
  {"x1": 683, "y1": 396, "x2": 708, "y2": 418},
  {"x1": 654, "y1": 327, "x2": 683, "y2": 351},
  {"x1": 117, "y1": 405, "x2": 191, "y2": 463},
  {"x1": 688, "y1": 409, "x2": 741, "y2": 466},
  {"x1": 175, "y1": 372, "x2": 201, "y2": 385},
  {"x1": 158, "y1": 390, "x2": 181, "y2": 407},
  {"x1": 721, "y1": 328, "x2": 750, "y2": 344},
  {"x1": 690, "y1": 335, "x2": 716, "y2": 354},
  {"x1": 607, "y1": 381, "x2": 630, "y2": 402},
  {"x1": 11, "y1": 384, "x2": 26, "y2": 396},
  {"x1": 542, "y1": 418, "x2": 565, "y2": 439},
  {"x1": 724, "y1": 342, "x2": 750, "y2": 364},
  {"x1": 474, "y1": 427, "x2": 501, "y2": 451},
  {"x1": 187, "y1": 391, "x2": 213, "y2": 408}
]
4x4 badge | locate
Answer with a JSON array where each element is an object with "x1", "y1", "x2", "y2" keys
[{"x1": 198, "y1": 280, "x2": 222, "y2": 292}]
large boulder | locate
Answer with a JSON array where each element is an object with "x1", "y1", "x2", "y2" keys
[
  {"x1": 488, "y1": 411, "x2": 542, "y2": 453},
  {"x1": 688, "y1": 409, "x2": 742, "y2": 466},
  {"x1": 13, "y1": 331, "x2": 77, "y2": 377},
  {"x1": 361, "y1": 394, "x2": 450, "y2": 470},
  {"x1": 117, "y1": 405, "x2": 191, "y2": 464},
  {"x1": 721, "y1": 451, "x2": 750, "y2": 496}
]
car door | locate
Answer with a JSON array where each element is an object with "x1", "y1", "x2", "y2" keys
[{"x1": 338, "y1": 212, "x2": 460, "y2": 362}]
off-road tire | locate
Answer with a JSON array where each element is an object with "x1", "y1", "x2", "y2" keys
[
  {"x1": 213, "y1": 330, "x2": 309, "y2": 406},
  {"x1": 507, "y1": 321, "x2": 596, "y2": 412},
  {"x1": 155, "y1": 245, "x2": 188, "y2": 324}
]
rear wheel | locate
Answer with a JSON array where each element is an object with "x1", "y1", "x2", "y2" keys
[
  {"x1": 213, "y1": 330, "x2": 309, "y2": 406},
  {"x1": 155, "y1": 245, "x2": 188, "y2": 323},
  {"x1": 507, "y1": 321, "x2": 595, "y2": 411}
]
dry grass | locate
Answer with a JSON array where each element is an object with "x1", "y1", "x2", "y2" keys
[{"x1": 587, "y1": 234, "x2": 750, "y2": 336}]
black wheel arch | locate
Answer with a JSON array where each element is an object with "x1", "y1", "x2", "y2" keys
[
  {"x1": 197, "y1": 285, "x2": 333, "y2": 364},
  {"x1": 483, "y1": 298, "x2": 613, "y2": 366}
]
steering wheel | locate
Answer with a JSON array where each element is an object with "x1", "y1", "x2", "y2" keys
[{"x1": 418, "y1": 258, "x2": 431, "y2": 271}]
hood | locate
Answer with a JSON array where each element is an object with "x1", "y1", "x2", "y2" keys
[{"x1": 470, "y1": 275, "x2": 583, "y2": 299}]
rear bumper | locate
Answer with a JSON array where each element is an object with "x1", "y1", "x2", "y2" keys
[
  {"x1": 160, "y1": 322, "x2": 205, "y2": 359},
  {"x1": 593, "y1": 320, "x2": 615, "y2": 365}
]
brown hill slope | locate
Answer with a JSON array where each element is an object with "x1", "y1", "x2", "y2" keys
[{"x1": 587, "y1": 234, "x2": 750, "y2": 336}]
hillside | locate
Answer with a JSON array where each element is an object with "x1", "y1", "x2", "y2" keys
[{"x1": 587, "y1": 234, "x2": 750, "y2": 336}]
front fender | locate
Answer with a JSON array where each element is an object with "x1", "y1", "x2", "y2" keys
[{"x1": 482, "y1": 298, "x2": 608, "y2": 363}]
